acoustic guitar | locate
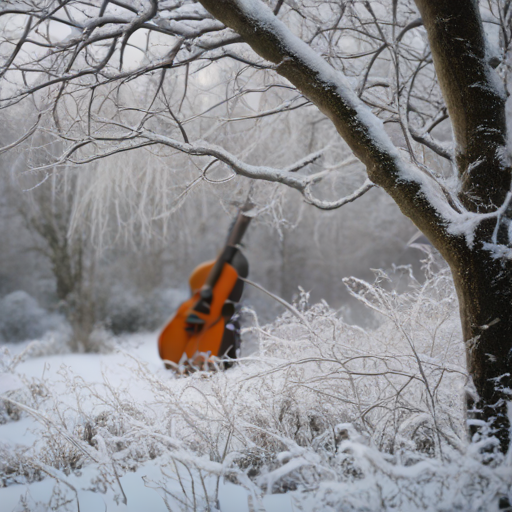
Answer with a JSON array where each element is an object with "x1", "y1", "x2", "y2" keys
[{"x1": 158, "y1": 208, "x2": 251, "y2": 369}]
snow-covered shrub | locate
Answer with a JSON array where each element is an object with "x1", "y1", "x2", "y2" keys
[
  {"x1": 0, "y1": 291, "x2": 64, "y2": 343},
  {"x1": 104, "y1": 287, "x2": 186, "y2": 335}
]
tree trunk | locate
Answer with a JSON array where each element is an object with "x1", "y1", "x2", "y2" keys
[
  {"x1": 413, "y1": 0, "x2": 512, "y2": 455},
  {"x1": 448, "y1": 232, "x2": 512, "y2": 455}
]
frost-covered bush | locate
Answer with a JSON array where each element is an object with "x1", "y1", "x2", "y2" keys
[
  {"x1": 104, "y1": 287, "x2": 187, "y2": 335},
  {"x1": 1, "y1": 257, "x2": 510, "y2": 511},
  {"x1": 0, "y1": 291, "x2": 64, "y2": 343}
]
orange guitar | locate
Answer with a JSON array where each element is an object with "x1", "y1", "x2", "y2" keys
[{"x1": 158, "y1": 209, "x2": 251, "y2": 369}]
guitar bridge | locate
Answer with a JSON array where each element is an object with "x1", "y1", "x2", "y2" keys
[{"x1": 185, "y1": 313, "x2": 206, "y2": 333}]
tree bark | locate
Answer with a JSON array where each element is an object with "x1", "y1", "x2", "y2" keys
[
  {"x1": 414, "y1": 0, "x2": 512, "y2": 453},
  {"x1": 447, "y1": 222, "x2": 512, "y2": 454},
  {"x1": 414, "y1": 0, "x2": 511, "y2": 212}
]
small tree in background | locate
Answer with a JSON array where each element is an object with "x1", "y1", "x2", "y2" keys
[{"x1": 16, "y1": 169, "x2": 96, "y2": 350}]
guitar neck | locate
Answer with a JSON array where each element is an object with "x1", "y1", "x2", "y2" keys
[
  {"x1": 203, "y1": 210, "x2": 252, "y2": 291},
  {"x1": 226, "y1": 211, "x2": 252, "y2": 247}
]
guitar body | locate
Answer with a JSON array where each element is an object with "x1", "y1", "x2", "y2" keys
[
  {"x1": 158, "y1": 262, "x2": 240, "y2": 365},
  {"x1": 188, "y1": 260, "x2": 215, "y2": 294},
  {"x1": 159, "y1": 206, "x2": 252, "y2": 369}
]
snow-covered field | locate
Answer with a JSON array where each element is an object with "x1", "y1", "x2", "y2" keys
[
  {"x1": 0, "y1": 334, "x2": 294, "y2": 511},
  {"x1": 1, "y1": 262, "x2": 511, "y2": 511}
]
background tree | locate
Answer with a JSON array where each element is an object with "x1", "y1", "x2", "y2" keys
[
  {"x1": 1, "y1": 0, "x2": 511, "y2": 453},
  {"x1": 15, "y1": 167, "x2": 96, "y2": 350}
]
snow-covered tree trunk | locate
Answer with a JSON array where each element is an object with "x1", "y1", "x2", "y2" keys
[
  {"x1": 450, "y1": 245, "x2": 512, "y2": 454},
  {"x1": 415, "y1": 0, "x2": 512, "y2": 454}
]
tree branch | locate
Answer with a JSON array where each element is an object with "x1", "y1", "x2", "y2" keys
[
  {"x1": 196, "y1": 0, "x2": 460, "y2": 253},
  {"x1": 304, "y1": 178, "x2": 375, "y2": 210}
]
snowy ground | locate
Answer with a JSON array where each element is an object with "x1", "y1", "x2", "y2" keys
[
  {"x1": 1, "y1": 266, "x2": 511, "y2": 511},
  {"x1": 0, "y1": 334, "x2": 294, "y2": 511}
]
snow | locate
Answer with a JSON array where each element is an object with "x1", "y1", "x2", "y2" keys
[
  {"x1": 160, "y1": 19, "x2": 225, "y2": 39},
  {"x1": 0, "y1": 334, "x2": 297, "y2": 511},
  {"x1": 0, "y1": 416, "x2": 37, "y2": 445},
  {"x1": 0, "y1": 460, "x2": 287, "y2": 512},
  {"x1": 0, "y1": 463, "x2": 168, "y2": 512},
  {"x1": 218, "y1": 482, "x2": 294, "y2": 512}
]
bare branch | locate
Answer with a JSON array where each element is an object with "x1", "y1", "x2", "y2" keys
[
  {"x1": 304, "y1": 178, "x2": 375, "y2": 211},
  {"x1": 0, "y1": 113, "x2": 42, "y2": 155}
]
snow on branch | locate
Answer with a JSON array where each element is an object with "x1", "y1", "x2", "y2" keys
[
  {"x1": 197, "y1": 0, "x2": 459, "y2": 245},
  {"x1": 304, "y1": 179, "x2": 375, "y2": 211},
  {"x1": 409, "y1": 128, "x2": 453, "y2": 162},
  {"x1": 139, "y1": 130, "x2": 310, "y2": 190},
  {"x1": 32, "y1": 120, "x2": 371, "y2": 211},
  {"x1": 139, "y1": 130, "x2": 373, "y2": 210}
]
